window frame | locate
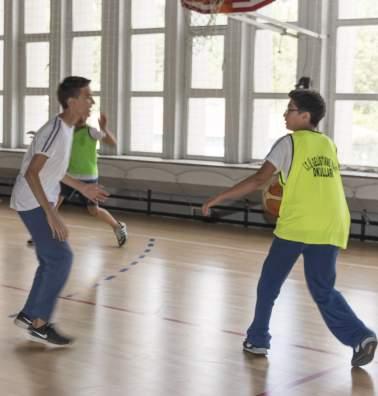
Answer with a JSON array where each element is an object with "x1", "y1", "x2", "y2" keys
[
  {"x1": 0, "y1": 0, "x2": 377, "y2": 172},
  {"x1": 327, "y1": 0, "x2": 378, "y2": 168},
  {"x1": 183, "y1": 21, "x2": 227, "y2": 161},
  {"x1": 127, "y1": 5, "x2": 167, "y2": 157}
]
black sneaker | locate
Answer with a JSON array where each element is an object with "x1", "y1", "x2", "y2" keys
[
  {"x1": 351, "y1": 335, "x2": 377, "y2": 367},
  {"x1": 14, "y1": 311, "x2": 32, "y2": 329},
  {"x1": 243, "y1": 340, "x2": 268, "y2": 355},
  {"x1": 28, "y1": 323, "x2": 74, "y2": 346}
]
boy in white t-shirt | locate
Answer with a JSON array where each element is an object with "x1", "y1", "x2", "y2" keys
[
  {"x1": 11, "y1": 76, "x2": 108, "y2": 346},
  {"x1": 27, "y1": 113, "x2": 128, "y2": 247}
]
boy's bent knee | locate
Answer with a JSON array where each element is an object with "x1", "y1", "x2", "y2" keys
[
  {"x1": 55, "y1": 244, "x2": 73, "y2": 269},
  {"x1": 87, "y1": 205, "x2": 99, "y2": 216},
  {"x1": 309, "y1": 287, "x2": 338, "y2": 305}
]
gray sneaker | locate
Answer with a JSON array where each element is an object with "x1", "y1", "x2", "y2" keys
[
  {"x1": 351, "y1": 335, "x2": 377, "y2": 367},
  {"x1": 114, "y1": 221, "x2": 128, "y2": 247},
  {"x1": 243, "y1": 340, "x2": 268, "y2": 355}
]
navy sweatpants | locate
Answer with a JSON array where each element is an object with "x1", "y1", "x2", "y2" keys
[
  {"x1": 18, "y1": 206, "x2": 73, "y2": 322},
  {"x1": 246, "y1": 237, "x2": 374, "y2": 349}
]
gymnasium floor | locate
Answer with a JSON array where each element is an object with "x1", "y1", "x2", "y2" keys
[{"x1": 0, "y1": 200, "x2": 377, "y2": 396}]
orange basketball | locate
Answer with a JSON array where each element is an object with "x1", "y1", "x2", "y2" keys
[{"x1": 262, "y1": 180, "x2": 283, "y2": 217}]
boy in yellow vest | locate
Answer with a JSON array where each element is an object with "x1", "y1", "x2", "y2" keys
[
  {"x1": 59, "y1": 113, "x2": 127, "y2": 247},
  {"x1": 202, "y1": 89, "x2": 376, "y2": 367}
]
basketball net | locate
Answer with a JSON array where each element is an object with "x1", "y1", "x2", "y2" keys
[
  {"x1": 182, "y1": 0, "x2": 226, "y2": 30},
  {"x1": 181, "y1": 0, "x2": 277, "y2": 44},
  {"x1": 182, "y1": 0, "x2": 225, "y2": 15}
]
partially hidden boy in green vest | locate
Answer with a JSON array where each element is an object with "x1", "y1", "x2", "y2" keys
[
  {"x1": 58, "y1": 113, "x2": 127, "y2": 247},
  {"x1": 202, "y1": 89, "x2": 376, "y2": 367}
]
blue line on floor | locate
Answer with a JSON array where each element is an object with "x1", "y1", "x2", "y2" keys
[{"x1": 63, "y1": 238, "x2": 157, "y2": 296}]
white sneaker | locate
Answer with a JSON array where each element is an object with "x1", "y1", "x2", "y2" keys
[{"x1": 114, "y1": 221, "x2": 128, "y2": 247}]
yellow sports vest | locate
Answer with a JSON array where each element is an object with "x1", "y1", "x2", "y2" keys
[
  {"x1": 274, "y1": 130, "x2": 350, "y2": 249},
  {"x1": 67, "y1": 126, "x2": 98, "y2": 178}
]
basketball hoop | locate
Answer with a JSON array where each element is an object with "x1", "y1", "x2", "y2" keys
[
  {"x1": 181, "y1": 0, "x2": 276, "y2": 53},
  {"x1": 181, "y1": 0, "x2": 276, "y2": 14}
]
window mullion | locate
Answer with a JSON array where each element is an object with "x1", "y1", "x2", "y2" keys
[
  {"x1": 3, "y1": 0, "x2": 21, "y2": 147},
  {"x1": 100, "y1": 0, "x2": 119, "y2": 156}
]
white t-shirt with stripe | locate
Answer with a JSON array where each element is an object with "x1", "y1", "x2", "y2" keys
[
  {"x1": 88, "y1": 126, "x2": 106, "y2": 141},
  {"x1": 265, "y1": 134, "x2": 293, "y2": 181},
  {"x1": 10, "y1": 116, "x2": 74, "y2": 211}
]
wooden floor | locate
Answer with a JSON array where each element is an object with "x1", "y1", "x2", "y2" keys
[{"x1": 0, "y1": 200, "x2": 377, "y2": 396}]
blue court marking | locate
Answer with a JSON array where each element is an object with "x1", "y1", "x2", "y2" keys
[
  {"x1": 62, "y1": 237, "x2": 157, "y2": 296},
  {"x1": 9, "y1": 237, "x2": 157, "y2": 317},
  {"x1": 88, "y1": 238, "x2": 156, "y2": 287}
]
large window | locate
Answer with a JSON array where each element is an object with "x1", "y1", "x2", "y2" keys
[
  {"x1": 335, "y1": 101, "x2": 378, "y2": 167},
  {"x1": 0, "y1": 1, "x2": 377, "y2": 172},
  {"x1": 336, "y1": 26, "x2": 378, "y2": 95},
  {"x1": 252, "y1": 99, "x2": 288, "y2": 160},
  {"x1": 252, "y1": 0, "x2": 298, "y2": 160},
  {"x1": 187, "y1": 98, "x2": 225, "y2": 157},
  {"x1": 333, "y1": 2, "x2": 378, "y2": 168},
  {"x1": 338, "y1": 0, "x2": 378, "y2": 19},
  {"x1": 185, "y1": 14, "x2": 226, "y2": 159},
  {"x1": 22, "y1": 0, "x2": 50, "y2": 144},
  {"x1": 130, "y1": 0, "x2": 165, "y2": 154},
  {"x1": 254, "y1": 32, "x2": 297, "y2": 94},
  {"x1": 71, "y1": 0, "x2": 102, "y2": 127},
  {"x1": 0, "y1": 0, "x2": 3, "y2": 144}
]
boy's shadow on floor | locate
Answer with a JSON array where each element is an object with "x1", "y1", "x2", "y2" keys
[{"x1": 351, "y1": 367, "x2": 376, "y2": 396}]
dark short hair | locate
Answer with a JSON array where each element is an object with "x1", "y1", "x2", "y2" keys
[
  {"x1": 288, "y1": 89, "x2": 326, "y2": 127},
  {"x1": 57, "y1": 76, "x2": 91, "y2": 109}
]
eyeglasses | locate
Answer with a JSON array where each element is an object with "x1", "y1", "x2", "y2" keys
[{"x1": 285, "y1": 107, "x2": 300, "y2": 113}]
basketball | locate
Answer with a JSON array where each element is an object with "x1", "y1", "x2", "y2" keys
[{"x1": 262, "y1": 180, "x2": 283, "y2": 217}]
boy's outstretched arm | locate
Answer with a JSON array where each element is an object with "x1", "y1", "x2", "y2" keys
[
  {"x1": 98, "y1": 113, "x2": 117, "y2": 145},
  {"x1": 201, "y1": 161, "x2": 276, "y2": 216},
  {"x1": 61, "y1": 175, "x2": 109, "y2": 203}
]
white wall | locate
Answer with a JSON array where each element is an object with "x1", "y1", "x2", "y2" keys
[{"x1": 1, "y1": 150, "x2": 378, "y2": 215}]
